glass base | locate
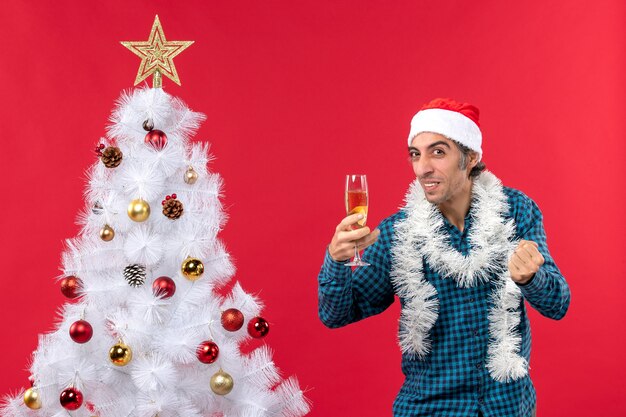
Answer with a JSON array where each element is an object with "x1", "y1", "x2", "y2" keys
[{"x1": 345, "y1": 259, "x2": 370, "y2": 267}]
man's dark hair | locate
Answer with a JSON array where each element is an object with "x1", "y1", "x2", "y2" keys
[{"x1": 454, "y1": 141, "x2": 486, "y2": 178}]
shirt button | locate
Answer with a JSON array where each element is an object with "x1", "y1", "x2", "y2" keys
[
  {"x1": 469, "y1": 298, "x2": 475, "y2": 303},
  {"x1": 473, "y1": 329, "x2": 479, "y2": 336},
  {"x1": 475, "y1": 363, "x2": 481, "y2": 370}
]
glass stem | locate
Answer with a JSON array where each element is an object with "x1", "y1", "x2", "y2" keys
[{"x1": 353, "y1": 244, "x2": 361, "y2": 263}]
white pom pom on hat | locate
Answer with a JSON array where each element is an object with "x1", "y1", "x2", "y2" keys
[{"x1": 408, "y1": 98, "x2": 483, "y2": 160}]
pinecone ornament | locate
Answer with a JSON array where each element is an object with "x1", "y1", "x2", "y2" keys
[
  {"x1": 162, "y1": 194, "x2": 183, "y2": 220},
  {"x1": 124, "y1": 264, "x2": 146, "y2": 287},
  {"x1": 101, "y1": 146, "x2": 123, "y2": 168}
]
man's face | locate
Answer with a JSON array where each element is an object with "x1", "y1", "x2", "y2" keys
[{"x1": 409, "y1": 132, "x2": 476, "y2": 205}]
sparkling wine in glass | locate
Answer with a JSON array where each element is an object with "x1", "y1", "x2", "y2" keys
[{"x1": 345, "y1": 174, "x2": 370, "y2": 267}]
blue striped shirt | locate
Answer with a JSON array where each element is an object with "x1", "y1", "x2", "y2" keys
[{"x1": 318, "y1": 185, "x2": 570, "y2": 417}]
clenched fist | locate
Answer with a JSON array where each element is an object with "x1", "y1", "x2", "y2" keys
[
  {"x1": 508, "y1": 240, "x2": 545, "y2": 284},
  {"x1": 328, "y1": 213, "x2": 380, "y2": 262}
]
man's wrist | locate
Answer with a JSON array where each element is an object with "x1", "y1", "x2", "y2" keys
[
  {"x1": 319, "y1": 249, "x2": 352, "y2": 284},
  {"x1": 516, "y1": 274, "x2": 535, "y2": 286},
  {"x1": 516, "y1": 267, "x2": 547, "y2": 297},
  {"x1": 326, "y1": 247, "x2": 348, "y2": 264}
]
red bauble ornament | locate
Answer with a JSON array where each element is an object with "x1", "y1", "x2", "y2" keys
[
  {"x1": 69, "y1": 320, "x2": 93, "y2": 344},
  {"x1": 196, "y1": 341, "x2": 219, "y2": 364},
  {"x1": 221, "y1": 308, "x2": 244, "y2": 332},
  {"x1": 152, "y1": 276, "x2": 176, "y2": 299},
  {"x1": 144, "y1": 129, "x2": 168, "y2": 150},
  {"x1": 60, "y1": 276, "x2": 82, "y2": 299},
  {"x1": 60, "y1": 387, "x2": 83, "y2": 410},
  {"x1": 247, "y1": 316, "x2": 270, "y2": 338}
]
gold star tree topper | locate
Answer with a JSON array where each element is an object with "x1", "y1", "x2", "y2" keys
[{"x1": 121, "y1": 15, "x2": 193, "y2": 87}]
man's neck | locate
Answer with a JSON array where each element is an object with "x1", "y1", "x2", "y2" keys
[{"x1": 437, "y1": 181, "x2": 473, "y2": 233}]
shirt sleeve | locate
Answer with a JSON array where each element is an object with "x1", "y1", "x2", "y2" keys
[
  {"x1": 514, "y1": 196, "x2": 571, "y2": 320},
  {"x1": 317, "y1": 217, "x2": 396, "y2": 328}
]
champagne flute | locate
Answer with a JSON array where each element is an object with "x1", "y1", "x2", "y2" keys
[{"x1": 345, "y1": 174, "x2": 370, "y2": 267}]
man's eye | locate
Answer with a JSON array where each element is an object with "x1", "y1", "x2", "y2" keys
[
  {"x1": 409, "y1": 152, "x2": 419, "y2": 159},
  {"x1": 433, "y1": 149, "x2": 445, "y2": 155}
]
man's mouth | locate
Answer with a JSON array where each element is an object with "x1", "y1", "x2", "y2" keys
[{"x1": 422, "y1": 181, "x2": 440, "y2": 191}]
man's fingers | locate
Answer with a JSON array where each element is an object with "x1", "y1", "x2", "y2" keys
[
  {"x1": 519, "y1": 244, "x2": 536, "y2": 260},
  {"x1": 511, "y1": 253, "x2": 527, "y2": 270},
  {"x1": 510, "y1": 241, "x2": 544, "y2": 282},
  {"x1": 329, "y1": 218, "x2": 371, "y2": 261},
  {"x1": 330, "y1": 217, "x2": 377, "y2": 262},
  {"x1": 514, "y1": 249, "x2": 533, "y2": 266},
  {"x1": 509, "y1": 256, "x2": 522, "y2": 272},
  {"x1": 337, "y1": 243, "x2": 356, "y2": 254},
  {"x1": 337, "y1": 227, "x2": 371, "y2": 243},
  {"x1": 513, "y1": 251, "x2": 540, "y2": 274},
  {"x1": 535, "y1": 250, "x2": 545, "y2": 265},
  {"x1": 355, "y1": 228, "x2": 380, "y2": 249},
  {"x1": 517, "y1": 240, "x2": 544, "y2": 266},
  {"x1": 510, "y1": 255, "x2": 531, "y2": 275},
  {"x1": 336, "y1": 214, "x2": 366, "y2": 232}
]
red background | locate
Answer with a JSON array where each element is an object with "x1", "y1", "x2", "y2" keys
[{"x1": 1, "y1": 1, "x2": 624, "y2": 416}]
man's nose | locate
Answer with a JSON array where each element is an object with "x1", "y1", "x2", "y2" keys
[{"x1": 414, "y1": 156, "x2": 434, "y2": 177}]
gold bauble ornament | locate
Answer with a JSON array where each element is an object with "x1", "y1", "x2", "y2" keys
[
  {"x1": 181, "y1": 257, "x2": 204, "y2": 281},
  {"x1": 127, "y1": 199, "x2": 151, "y2": 222},
  {"x1": 23, "y1": 387, "x2": 42, "y2": 410},
  {"x1": 210, "y1": 369, "x2": 234, "y2": 395},
  {"x1": 184, "y1": 166, "x2": 198, "y2": 184},
  {"x1": 99, "y1": 224, "x2": 115, "y2": 241},
  {"x1": 109, "y1": 342, "x2": 133, "y2": 366}
]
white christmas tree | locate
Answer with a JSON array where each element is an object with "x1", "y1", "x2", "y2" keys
[{"x1": 1, "y1": 16, "x2": 309, "y2": 417}]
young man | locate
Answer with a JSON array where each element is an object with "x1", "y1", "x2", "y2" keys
[{"x1": 318, "y1": 98, "x2": 570, "y2": 417}]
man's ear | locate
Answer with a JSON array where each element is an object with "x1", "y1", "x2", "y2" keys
[{"x1": 468, "y1": 151, "x2": 479, "y2": 169}]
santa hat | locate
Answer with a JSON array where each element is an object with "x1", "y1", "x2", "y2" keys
[{"x1": 407, "y1": 98, "x2": 483, "y2": 160}]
